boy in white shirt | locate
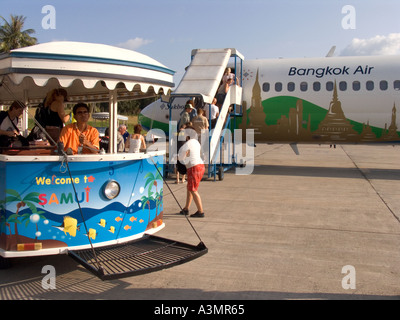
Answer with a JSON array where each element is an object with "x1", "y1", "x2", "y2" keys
[{"x1": 178, "y1": 126, "x2": 206, "y2": 218}]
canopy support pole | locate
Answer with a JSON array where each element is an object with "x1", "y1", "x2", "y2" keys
[
  {"x1": 22, "y1": 89, "x2": 29, "y2": 136},
  {"x1": 109, "y1": 90, "x2": 118, "y2": 154}
]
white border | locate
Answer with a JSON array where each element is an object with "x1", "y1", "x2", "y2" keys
[{"x1": 0, "y1": 150, "x2": 165, "y2": 163}]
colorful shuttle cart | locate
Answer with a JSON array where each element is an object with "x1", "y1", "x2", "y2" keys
[{"x1": 0, "y1": 42, "x2": 207, "y2": 279}]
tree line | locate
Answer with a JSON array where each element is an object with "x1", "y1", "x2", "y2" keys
[{"x1": 97, "y1": 98, "x2": 157, "y2": 116}]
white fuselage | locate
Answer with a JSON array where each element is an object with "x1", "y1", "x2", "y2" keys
[{"x1": 140, "y1": 54, "x2": 400, "y2": 143}]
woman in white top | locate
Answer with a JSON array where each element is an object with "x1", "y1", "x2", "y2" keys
[{"x1": 126, "y1": 124, "x2": 146, "y2": 153}]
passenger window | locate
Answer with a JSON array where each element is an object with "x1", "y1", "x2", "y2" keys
[
  {"x1": 394, "y1": 80, "x2": 400, "y2": 91},
  {"x1": 287, "y1": 82, "x2": 295, "y2": 92},
  {"x1": 380, "y1": 80, "x2": 388, "y2": 91},
  {"x1": 339, "y1": 81, "x2": 347, "y2": 91},
  {"x1": 262, "y1": 82, "x2": 270, "y2": 92},
  {"x1": 313, "y1": 82, "x2": 321, "y2": 92},
  {"x1": 326, "y1": 81, "x2": 334, "y2": 91},
  {"x1": 275, "y1": 82, "x2": 282, "y2": 92},
  {"x1": 366, "y1": 81, "x2": 374, "y2": 91},
  {"x1": 352, "y1": 81, "x2": 360, "y2": 91},
  {"x1": 300, "y1": 82, "x2": 308, "y2": 92}
]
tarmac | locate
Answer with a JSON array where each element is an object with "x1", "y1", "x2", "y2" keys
[{"x1": 1, "y1": 143, "x2": 400, "y2": 300}]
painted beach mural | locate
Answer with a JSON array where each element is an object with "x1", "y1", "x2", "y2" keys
[{"x1": 0, "y1": 156, "x2": 164, "y2": 252}]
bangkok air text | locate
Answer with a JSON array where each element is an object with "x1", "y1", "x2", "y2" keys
[{"x1": 288, "y1": 65, "x2": 375, "y2": 78}]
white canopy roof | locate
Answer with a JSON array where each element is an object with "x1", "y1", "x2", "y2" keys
[{"x1": 0, "y1": 41, "x2": 175, "y2": 105}]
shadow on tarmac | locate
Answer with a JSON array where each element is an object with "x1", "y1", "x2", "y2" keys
[
  {"x1": 1, "y1": 255, "x2": 399, "y2": 300},
  {"x1": 250, "y1": 164, "x2": 400, "y2": 180}
]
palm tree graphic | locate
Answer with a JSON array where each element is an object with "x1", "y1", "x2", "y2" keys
[
  {"x1": 142, "y1": 170, "x2": 163, "y2": 225},
  {"x1": 140, "y1": 188, "x2": 154, "y2": 227},
  {"x1": 5, "y1": 189, "x2": 41, "y2": 242}
]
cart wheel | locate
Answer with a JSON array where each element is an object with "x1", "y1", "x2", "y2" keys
[
  {"x1": 218, "y1": 167, "x2": 224, "y2": 181},
  {"x1": 0, "y1": 256, "x2": 11, "y2": 269}
]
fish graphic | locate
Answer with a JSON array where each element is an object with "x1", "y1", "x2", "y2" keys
[
  {"x1": 124, "y1": 225, "x2": 132, "y2": 231},
  {"x1": 115, "y1": 217, "x2": 123, "y2": 222},
  {"x1": 53, "y1": 216, "x2": 80, "y2": 237},
  {"x1": 139, "y1": 219, "x2": 144, "y2": 223},
  {"x1": 108, "y1": 226, "x2": 115, "y2": 234},
  {"x1": 129, "y1": 216, "x2": 137, "y2": 222},
  {"x1": 86, "y1": 228, "x2": 97, "y2": 240},
  {"x1": 98, "y1": 219, "x2": 106, "y2": 227}
]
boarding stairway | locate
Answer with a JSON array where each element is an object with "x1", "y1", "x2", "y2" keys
[{"x1": 167, "y1": 48, "x2": 244, "y2": 180}]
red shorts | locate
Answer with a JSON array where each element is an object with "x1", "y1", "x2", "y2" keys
[{"x1": 187, "y1": 164, "x2": 205, "y2": 192}]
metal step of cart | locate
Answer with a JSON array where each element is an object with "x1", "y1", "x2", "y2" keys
[{"x1": 68, "y1": 235, "x2": 208, "y2": 281}]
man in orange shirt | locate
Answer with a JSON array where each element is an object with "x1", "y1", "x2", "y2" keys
[{"x1": 59, "y1": 103, "x2": 99, "y2": 154}]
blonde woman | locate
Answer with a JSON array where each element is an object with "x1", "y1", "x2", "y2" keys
[{"x1": 44, "y1": 88, "x2": 70, "y2": 127}]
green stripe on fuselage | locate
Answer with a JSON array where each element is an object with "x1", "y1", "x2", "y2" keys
[{"x1": 138, "y1": 114, "x2": 170, "y2": 134}]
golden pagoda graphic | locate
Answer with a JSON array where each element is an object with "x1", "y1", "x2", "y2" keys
[
  {"x1": 313, "y1": 81, "x2": 358, "y2": 142},
  {"x1": 240, "y1": 73, "x2": 400, "y2": 143},
  {"x1": 360, "y1": 121, "x2": 377, "y2": 142},
  {"x1": 381, "y1": 103, "x2": 399, "y2": 141},
  {"x1": 244, "y1": 69, "x2": 267, "y2": 138}
]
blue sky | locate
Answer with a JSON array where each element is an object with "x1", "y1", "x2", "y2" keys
[{"x1": 1, "y1": 0, "x2": 400, "y2": 83}]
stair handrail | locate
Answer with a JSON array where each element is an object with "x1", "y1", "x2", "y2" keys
[{"x1": 209, "y1": 84, "x2": 242, "y2": 164}]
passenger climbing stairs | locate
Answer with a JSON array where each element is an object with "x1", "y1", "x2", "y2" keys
[{"x1": 167, "y1": 48, "x2": 245, "y2": 180}]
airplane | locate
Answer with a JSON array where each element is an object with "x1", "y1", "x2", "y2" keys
[{"x1": 139, "y1": 49, "x2": 400, "y2": 147}]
